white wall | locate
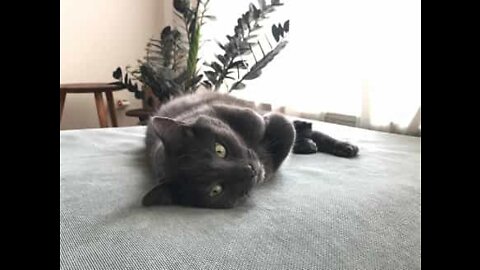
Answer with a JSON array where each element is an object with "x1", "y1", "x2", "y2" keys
[{"x1": 60, "y1": 0, "x2": 172, "y2": 130}]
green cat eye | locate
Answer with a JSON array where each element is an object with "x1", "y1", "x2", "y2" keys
[
  {"x1": 215, "y1": 143, "x2": 227, "y2": 158},
  {"x1": 209, "y1": 184, "x2": 223, "y2": 197}
]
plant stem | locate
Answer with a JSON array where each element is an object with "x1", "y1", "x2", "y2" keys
[
  {"x1": 186, "y1": 0, "x2": 203, "y2": 81},
  {"x1": 265, "y1": 35, "x2": 273, "y2": 50},
  {"x1": 249, "y1": 43, "x2": 258, "y2": 63},
  {"x1": 191, "y1": 0, "x2": 201, "y2": 41},
  {"x1": 258, "y1": 41, "x2": 265, "y2": 57},
  {"x1": 215, "y1": 56, "x2": 235, "y2": 91}
]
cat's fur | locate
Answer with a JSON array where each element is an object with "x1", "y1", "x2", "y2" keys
[
  {"x1": 143, "y1": 91, "x2": 295, "y2": 208},
  {"x1": 143, "y1": 91, "x2": 358, "y2": 209}
]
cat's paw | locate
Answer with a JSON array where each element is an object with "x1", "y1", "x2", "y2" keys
[
  {"x1": 293, "y1": 138, "x2": 318, "y2": 154},
  {"x1": 332, "y1": 142, "x2": 359, "y2": 158},
  {"x1": 293, "y1": 120, "x2": 311, "y2": 128},
  {"x1": 293, "y1": 120, "x2": 313, "y2": 134}
]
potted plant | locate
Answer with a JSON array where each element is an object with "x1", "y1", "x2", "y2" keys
[{"x1": 113, "y1": 0, "x2": 289, "y2": 115}]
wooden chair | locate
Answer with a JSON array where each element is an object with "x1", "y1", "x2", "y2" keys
[{"x1": 60, "y1": 83, "x2": 126, "y2": 128}]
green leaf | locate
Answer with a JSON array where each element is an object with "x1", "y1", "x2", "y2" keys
[
  {"x1": 160, "y1": 26, "x2": 172, "y2": 39},
  {"x1": 148, "y1": 43, "x2": 163, "y2": 50},
  {"x1": 257, "y1": 0, "x2": 267, "y2": 10},
  {"x1": 264, "y1": 6, "x2": 275, "y2": 13},
  {"x1": 271, "y1": 0, "x2": 284, "y2": 6},
  {"x1": 248, "y1": 4, "x2": 260, "y2": 21},
  {"x1": 173, "y1": 0, "x2": 189, "y2": 14},
  {"x1": 209, "y1": 61, "x2": 223, "y2": 73},
  {"x1": 174, "y1": 10, "x2": 184, "y2": 20},
  {"x1": 283, "y1": 20, "x2": 290, "y2": 32},
  {"x1": 217, "y1": 41, "x2": 225, "y2": 50},
  {"x1": 231, "y1": 81, "x2": 246, "y2": 90},
  {"x1": 204, "y1": 15, "x2": 217, "y2": 21},
  {"x1": 234, "y1": 25, "x2": 244, "y2": 37},
  {"x1": 112, "y1": 67, "x2": 122, "y2": 80},
  {"x1": 243, "y1": 70, "x2": 262, "y2": 80},
  {"x1": 239, "y1": 41, "x2": 256, "y2": 51},
  {"x1": 216, "y1": 54, "x2": 228, "y2": 65},
  {"x1": 272, "y1": 24, "x2": 280, "y2": 42},
  {"x1": 186, "y1": 74, "x2": 203, "y2": 89},
  {"x1": 278, "y1": 23, "x2": 285, "y2": 38},
  {"x1": 202, "y1": 80, "x2": 213, "y2": 89},
  {"x1": 204, "y1": 71, "x2": 218, "y2": 83}
]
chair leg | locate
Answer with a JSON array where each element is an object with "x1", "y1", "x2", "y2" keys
[
  {"x1": 105, "y1": 90, "x2": 118, "y2": 127},
  {"x1": 60, "y1": 91, "x2": 66, "y2": 124},
  {"x1": 94, "y1": 92, "x2": 108, "y2": 128}
]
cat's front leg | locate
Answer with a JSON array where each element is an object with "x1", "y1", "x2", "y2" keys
[
  {"x1": 293, "y1": 120, "x2": 359, "y2": 158},
  {"x1": 309, "y1": 129, "x2": 359, "y2": 158},
  {"x1": 212, "y1": 104, "x2": 266, "y2": 145},
  {"x1": 260, "y1": 113, "x2": 295, "y2": 172}
]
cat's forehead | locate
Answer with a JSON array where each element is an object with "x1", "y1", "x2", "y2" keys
[
  {"x1": 191, "y1": 115, "x2": 224, "y2": 128},
  {"x1": 197, "y1": 120, "x2": 244, "y2": 145},
  {"x1": 192, "y1": 116, "x2": 230, "y2": 136},
  {"x1": 170, "y1": 118, "x2": 246, "y2": 159}
]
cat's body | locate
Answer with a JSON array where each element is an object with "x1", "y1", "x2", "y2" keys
[
  {"x1": 143, "y1": 91, "x2": 358, "y2": 209},
  {"x1": 144, "y1": 91, "x2": 295, "y2": 208}
]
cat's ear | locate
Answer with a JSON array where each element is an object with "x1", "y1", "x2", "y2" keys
[
  {"x1": 151, "y1": 116, "x2": 194, "y2": 139},
  {"x1": 142, "y1": 184, "x2": 173, "y2": 206},
  {"x1": 151, "y1": 116, "x2": 186, "y2": 136}
]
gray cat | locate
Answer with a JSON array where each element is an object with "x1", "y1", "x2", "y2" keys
[
  {"x1": 143, "y1": 91, "x2": 295, "y2": 208},
  {"x1": 142, "y1": 91, "x2": 358, "y2": 209}
]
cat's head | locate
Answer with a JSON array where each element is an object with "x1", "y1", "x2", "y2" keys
[{"x1": 143, "y1": 116, "x2": 264, "y2": 209}]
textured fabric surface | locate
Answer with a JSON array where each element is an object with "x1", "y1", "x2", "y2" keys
[{"x1": 60, "y1": 119, "x2": 421, "y2": 270}]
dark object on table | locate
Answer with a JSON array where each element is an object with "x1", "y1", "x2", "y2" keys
[{"x1": 125, "y1": 108, "x2": 152, "y2": 125}]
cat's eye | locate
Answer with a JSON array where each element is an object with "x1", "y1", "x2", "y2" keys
[
  {"x1": 215, "y1": 143, "x2": 227, "y2": 158},
  {"x1": 209, "y1": 184, "x2": 223, "y2": 197}
]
